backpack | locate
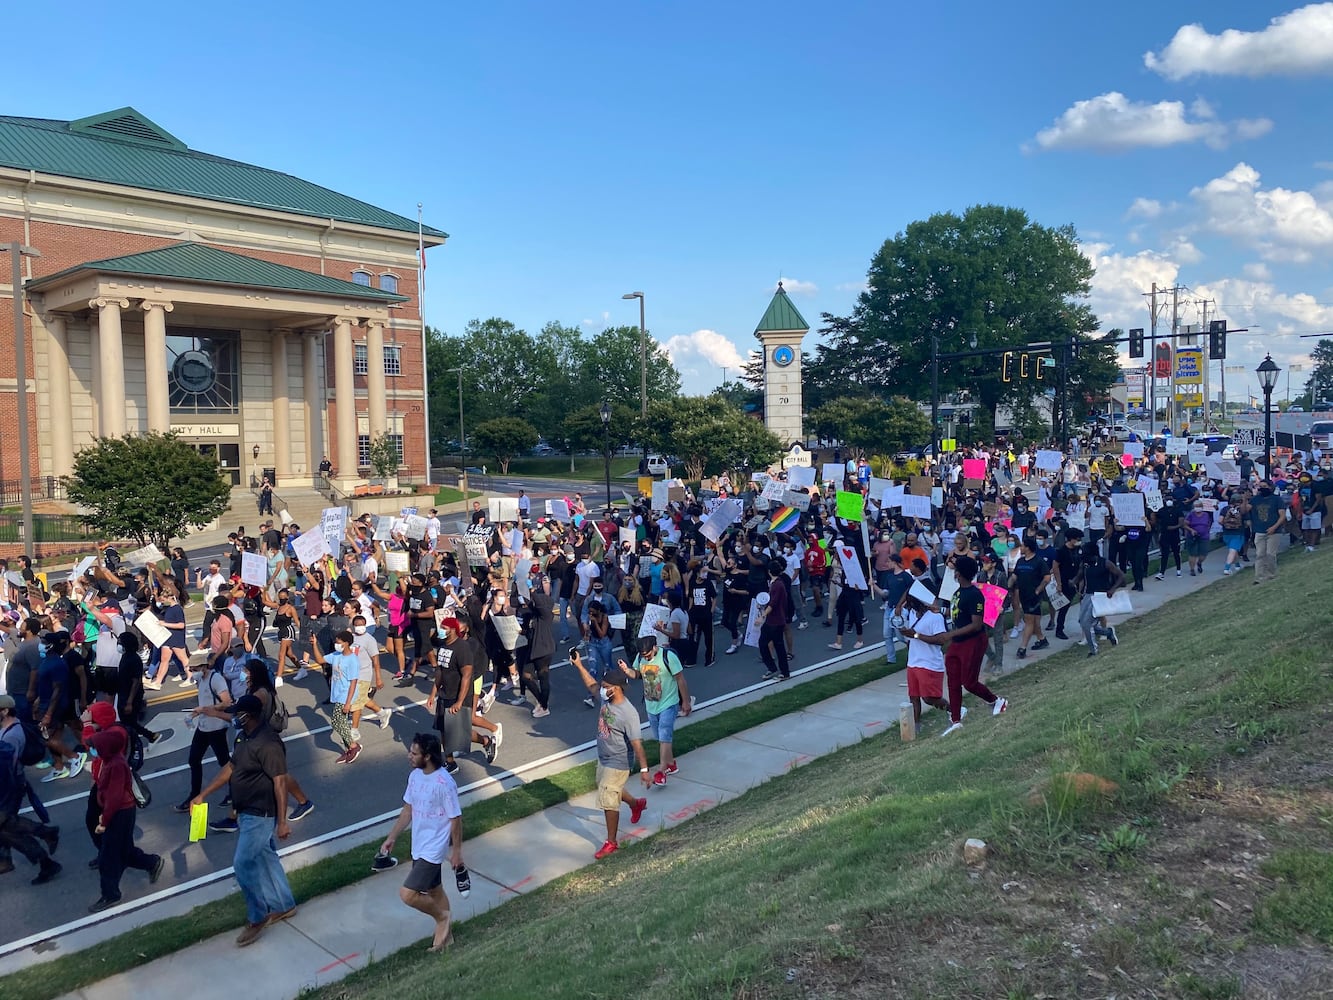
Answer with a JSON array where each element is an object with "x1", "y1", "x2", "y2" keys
[
  {"x1": 268, "y1": 690, "x2": 290, "y2": 733},
  {"x1": 13, "y1": 718, "x2": 46, "y2": 767},
  {"x1": 1222, "y1": 505, "x2": 1243, "y2": 531}
]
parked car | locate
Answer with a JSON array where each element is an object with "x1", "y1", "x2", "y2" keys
[
  {"x1": 1189, "y1": 434, "x2": 1236, "y2": 459},
  {"x1": 1287, "y1": 405, "x2": 1304, "y2": 412},
  {"x1": 532, "y1": 442, "x2": 556, "y2": 456},
  {"x1": 644, "y1": 455, "x2": 670, "y2": 476},
  {"x1": 893, "y1": 444, "x2": 935, "y2": 463}
]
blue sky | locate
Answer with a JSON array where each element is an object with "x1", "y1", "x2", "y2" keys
[{"x1": 14, "y1": 1, "x2": 1333, "y2": 401}]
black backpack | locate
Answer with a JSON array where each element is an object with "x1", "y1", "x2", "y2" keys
[{"x1": 13, "y1": 718, "x2": 46, "y2": 767}]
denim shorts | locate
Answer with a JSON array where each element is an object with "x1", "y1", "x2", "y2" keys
[{"x1": 648, "y1": 702, "x2": 680, "y2": 744}]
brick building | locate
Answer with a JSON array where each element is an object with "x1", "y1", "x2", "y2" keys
[{"x1": 0, "y1": 107, "x2": 446, "y2": 491}]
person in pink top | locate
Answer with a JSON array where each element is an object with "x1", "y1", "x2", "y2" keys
[{"x1": 372, "y1": 576, "x2": 412, "y2": 678}]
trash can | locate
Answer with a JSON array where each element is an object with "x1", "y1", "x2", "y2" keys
[{"x1": 262, "y1": 467, "x2": 276, "y2": 486}]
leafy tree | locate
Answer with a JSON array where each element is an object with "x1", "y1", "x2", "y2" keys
[
  {"x1": 807, "y1": 205, "x2": 1098, "y2": 430},
  {"x1": 559, "y1": 403, "x2": 639, "y2": 454},
  {"x1": 640, "y1": 397, "x2": 782, "y2": 481},
  {"x1": 808, "y1": 396, "x2": 931, "y2": 459},
  {"x1": 470, "y1": 417, "x2": 538, "y2": 474},
  {"x1": 64, "y1": 432, "x2": 231, "y2": 549},
  {"x1": 366, "y1": 433, "x2": 401, "y2": 480},
  {"x1": 577, "y1": 325, "x2": 681, "y2": 419},
  {"x1": 1303, "y1": 338, "x2": 1333, "y2": 407}
]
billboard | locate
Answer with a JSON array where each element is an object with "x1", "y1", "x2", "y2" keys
[
  {"x1": 1174, "y1": 348, "x2": 1204, "y2": 385},
  {"x1": 1125, "y1": 369, "x2": 1145, "y2": 404}
]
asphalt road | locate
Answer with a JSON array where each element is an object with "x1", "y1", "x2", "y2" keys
[{"x1": 3, "y1": 602, "x2": 890, "y2": 950}]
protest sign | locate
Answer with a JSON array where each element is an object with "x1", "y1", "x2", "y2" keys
[
  {"x1": 787, "y1": 465, "x2": 816, "y2": 489},
  {"x1": 546, "y1": 498, "x2": 571, "y2": 521},
  {"x1": 399, "y1": 507, "x2": 418, "y2": 518},
  {"x1": 909, "y1": 475, "x2": 934, "y2": 497},
  {"x1": 743, "y1": 597, "x2": 763, "y2": 648},
  {"x1": 321, "y1": 506, "x2": 347, "y2": 555},
  {"x1": 291, "y1": 528, "x2": 331, "y2": 567},
  {"x1": 1143, "y1": 490, "x2": 1163, "y2": 512},
  {"x1": 1187, "y1": 443, "x2": 1207, "y2": 467},
  {"x1": 963, "y1": 478, "x2": 984, "y2": 491},
  {"x1": 782, "y1": 489, "x2": 811, "y2": 511},
  {"x1": 836, "y1": 545, "x2": 867, "y2": 590},
  {"x1": 463, "y1": 525, "x2": 491, "y2": 566},
  {"x1": 1035, "y1": 449, "x2": 1063, "y2": 472},
  {"x1": 121, "y1": 543, "x2": 165, "y2": 568},
  {"x1": 68, "y1": 555, "x2": 97, "y2": 582},
  {"x1": 1165, "y1": 437, "x2": 1189, "y2": 456},
  {"x1": 881, "y1": 485, "x2": 905, "y2": 509},
  {"x1": 937, "y1": 569, "x2": 959, "y2": 603},
  {"x1": 867, "y1": 477, "x2": 892, "y2": 504},
  {"x1": 515, "y1": 559, "x2": 533, "y2": 599},
  {"x1": 908, "y1": 579, "x2": 937, "y2": 606},
  {"x1": 931, "y1": 486, "x2": 944, "y2": 508},
  {"x1": 618, "y1": 527, "x2": 636, "y2": 547},
  {"x1": 372, "y1": 515, "x2": 393, "y2": 541},
  {"x1": 1122, "y1": 441, "x2": 1145, "y2": 460},
  {"x1": 488, "y1": 498, "x2": 519, "y2": 523},
  {"x1": 385, "y1": 550, "x2": 410, "y2": 573},
  {"x1": 978, "y1": 583, "x2": 1007, "y2": 627},
  {"x1": 398, "y1": 515, "x2": 426, "y2": 540},
  {"x1": 835, "y1": 491, "x2": 864, "y2": 522},
  {"x1": 699, "y1": 498, "x2": 743, "y2": 543},
  {"x1": 240, "y1": 552, "x2": 268, "y2": 588},
  {"x1": 962, "y1": 458, "x2": 986, "y2": 480},
  {"x1": 608, "y1": 613, "x2": 627, "y2": 630},
  {"x1": 491, "y1": 615, "x2": 526, "y2": 651},
  {"x1": 757, "y1": 479, "x2": 783, "y2": 501},
  {"x1": 821, "y1": 463, "x2": 845, "y2": 484},
  {"x1": 638, "y1": 603, "x2": 669, "y2": 639},
  {"x1": 651, "y1": 481, "x2": 669, "y2": 510},
  {"x1": 1109, "y1": 492, "x2": 1146, "y2": 527},
  {"x1": 134, "y1": 609, "x2": 172, "y2": 648},
  {"x1": 901, "y1": 494, "x2": 931, "y2": 519},
  {"x1": 279, "y1": 509, "x2": 293, "y2": 526}
]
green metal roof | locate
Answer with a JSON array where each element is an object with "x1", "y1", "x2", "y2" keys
[
  {"x1": 0, "y1": 108, "x2": 448, "y2": 239},
  {"x1": 754, "y1": 282, "x2": 810, "y2": 333},
  {"x1": 28, "y1": 241, "x2": 409, "y2": 304}
]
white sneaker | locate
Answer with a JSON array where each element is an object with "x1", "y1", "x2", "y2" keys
[
  {"x1": 293, "y1": 667, "x2": 309, "y2": 682},
  {"x1": 275, "y1": 675, "x2": 284, "y2": 688},
  {"x1": 350, "y1": 728, "x2": 362, "y2": 742},
  {"x1": 532, "y1": 706, "x2": 550, "y2": 718},
  {"x1": 725, "y1": 644, "x2": 739, "y2": 655},
  {"x1": 940, "y1": 722, "x2": 963, "y2": 737},
  {"x1": 482, "y1": 688, "x2": 497, "y2": 712},
  {"x1": 177, "y1": 676, "x2": 196, "y2": 688},
  {"x1": 378, "y1": 709, "x2": 391, "y2": 729},
  {"x1": 1154, "y1": 573, "x2": 1164, "y2": 581},
  {"x1": 1009, "y1": 627, "x2": 1020, "y2": 639},
  {"x1": 992, "y1": 697, "x2": 1008, "y2": 716},
  {"x1": 797, "y1": 621, "x2": 809, "y2": 630},
  {"x1": 1176, "y1": 569, "x2": 1182, "y2": 577},
  {"x1": 143, "y1": 680, "x2": 162, "y2": 691},
  {"x1": 493, "y1": 723, "x2": 504, "y2": 748}
]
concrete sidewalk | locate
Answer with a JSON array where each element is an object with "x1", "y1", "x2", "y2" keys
[{"x1": 45, "y1": 545, "x2": 1268, "y2": 1000}]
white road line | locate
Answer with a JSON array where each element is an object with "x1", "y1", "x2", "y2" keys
[{"x1": 0, "y1": 642, "x2": 882, "y2": 958}]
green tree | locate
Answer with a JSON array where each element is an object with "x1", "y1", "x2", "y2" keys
[
  {"x1": 577, "y1": 325, "x2": 681, "y2": 419},
  {"x1": 559, "y1": 403, "x2": 639, "y2": 454},
  {"x1": 1303, "y1": 339, "x2": 1333, "y2": 408},
  {"x1": 366, "y1": 433, "x2": 401, "y2": 480},
  {"x1": 809, "y1": 396, "x2": 931, "y2": 459},
  {"x1": 470, "y1": 417, "x2": 538, "y2": 474},
  {"x1": 640, "y1": 397, "x2": 782, "y2": 481},
  {"x1": 64, "y1": 432, "x2": 231, "y2": 549},
  {"x1": 807, "y1": 205, "x2": 1098, "y2": 430}
]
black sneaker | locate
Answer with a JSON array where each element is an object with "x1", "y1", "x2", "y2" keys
[
  {"x1": 444, "y1": 759, "x2": 459, "y2": 775},
  {"x1": 483, "y1": 737, "x2": 498, "y2": 765},
  {"x1": 1106, "y1": 626, "x2": 1119, "y2": 647},
  {"x1": 149, "y1": 855, "x2": 165, "y2": 884},
  {"x1": 1031, "y1": 638, "x2": 1050, "y2": 651},
  {"x1": 172, "y1": 801, "x2": 192, "y2": 814},
  {"x1": 1054, "y1": 632, "x2": 1069, "y2": 640},
  {"x1": 454, "y1": 864, "x2": 472, "y2": 898},
  {"x1": 88, "y1": 895, "x2": 120, "y2": 913},
  {"x1": 32, "y1": 859, "x2": 61, "y2": 885},
  {"x1": 208, "y1": 818, "x2": 239, "y2": 833},
  {"x1": 1016, "y1": 648, "x2": 1027, "y2": 659}
]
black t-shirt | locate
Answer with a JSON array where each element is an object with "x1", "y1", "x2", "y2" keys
[
  {"x1": 1012, "y1": 554, "x2": 1048, "y2": 600},
  {"x1": 433, "y1": 637, "x2": 474, "y2": 706},
  {"x1": 1082, "y1": 555, "x2": 1114, "y2": 594},
  {"x1": 406, "y1": 588, "x2": 436, "y2": 623},
  {"x1": 950, "y1": 583, "x2": 986, "y2": 633},
  {"x1": 229, "y1": 723, "x2": 287, "y2": 816},
  {"x1": 1053, "y1": 546, "x2": 1080, "y2": 589},
  {"x1": 1156, "y1": 504, "x2": 1183, "y2": 532},
  {"x1": 688, "y1": 576, "x2": 717, "y2": 613}
]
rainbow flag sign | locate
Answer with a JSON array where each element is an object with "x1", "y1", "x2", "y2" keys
[{"x1": 769, "y1": 506, "x2": 800, "y2": 533}]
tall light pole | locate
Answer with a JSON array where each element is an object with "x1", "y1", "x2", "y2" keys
[
  {"x1": 622, "y1": 291, "x2": 647, "y2": 419},
  {"x1": 6, "y1": 243, "x2": 41, "y2": 560},
  {"x1": 1257, "y1": 354, "x2": 1280, "y2": 480},
  {"x1": 600, "y1": 400, "x2": 612, "y2": 514},
  {"x1": 447, "y1": 366, "x2": 466, "y2": 497}
]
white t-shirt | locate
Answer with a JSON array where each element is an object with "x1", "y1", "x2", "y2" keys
[
  {"x1": 574, "y1": 559, "x2": 601, "y2": 597},
  {"x1": 907, "y1": 610, "x2": 946, "y2": 672},
  {"x1": 405, "y1": 766, "x2": 463, "y2": 864},
  {"x1": 354, "y1": 629, "x2": 380, "y2": 683},
  {"x1": 201, "y1": 571, "x2": 227, "y2": 604}
]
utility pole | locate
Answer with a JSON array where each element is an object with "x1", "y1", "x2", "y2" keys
[
  {"x1": 1170, "y1": 285, "x2": 1180, "y2": 431},
  {"x1": 1147, "y1": 283, "x2": 1158, "y2": 423},
  {"x1": 1197, "y1": 297, "x2": 1214, "y2": 426}
]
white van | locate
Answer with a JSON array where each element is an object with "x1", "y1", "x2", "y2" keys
[{"x1": 645, "y1": 455, "x2": 670, "y2": 476}]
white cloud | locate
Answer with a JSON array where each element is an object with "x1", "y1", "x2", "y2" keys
[
  {"x1": 1169, "y1": 236, "x2": 1204, "y2": 264},
  {"x1": 661, "y1": 328, "x2": 746, "y2": 388},
  {"x1": 1191, "y1": 162, "x2": 1333, "y2": 262},
  {"x1": 1146, "y1": 4, "x2": 1333, "y2": 79},
  {"x1": 1030, "y1": 92, "x2": 1271, "y2": 152},
  {"x1": 774, "y1": 278, "x2": 817, "y2": 296},
  {"x1": 1081, "y1": 241, "x2": 1181, "y2": 328},
  {"x1": 1126, "y1": 197, "x2": 1163, "y2": 219},
  {"x1": 1242, "y1": 261, "x2": 1272, "y2": 280},
  {"x1": 835, "y1": 280, "x2": 869, "y2": 294}
]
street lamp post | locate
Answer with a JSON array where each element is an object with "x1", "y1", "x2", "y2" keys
[
  {"x1": 6, "y1": 243, "x2": 41, "y2": 561},
  {"x1": 621, "y1": 292, "x2": 647, "y2": 418},
  {"x1": 600, "y1": 400, "x2": 612, "y2": 513},
  {"x1": 1257, "y1": 354, "x2": 1280, "y2": 479},
  {"x1": 447, "y1": 366, "x2": 466, "y2": 497}
]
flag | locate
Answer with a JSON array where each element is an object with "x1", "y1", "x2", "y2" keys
[{"x1": 768, "y1": 506, "x2": 799, "y2": 534}]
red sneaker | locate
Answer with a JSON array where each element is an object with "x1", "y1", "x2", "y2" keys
[
  {"x1": 345, "y1": 744, "x2": 363, "y2": 764},
  {"x1": 629, "y1": 798, "x2": 647, "y2": 824},
  {"x1": 594, "y1": 840, "x2": 619, "y2": 860},
  {"x1": 652, "y1": 771, "x2": 667, "y2": 787},
  {"x1": 664, "y1": 762, "x2": 679, "y2": 776}
]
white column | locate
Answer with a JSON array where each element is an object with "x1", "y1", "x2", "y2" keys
[
  {"x1": 40, "y1": 313, "x2": 75, "y2": 476},
  {"x1": 90, "y1": 297, "x2": 129, "y2": 438},
  {"x1": 366, "y1": 320, "x2": 387, "y2": 439},
  {"x1": 303, "y1": 331, "x2": 325, "y2": 476},
  {"x1": 333, "y1": 316, "x2": 357, "y2": 478},
  {"x1": 271, "y1": 330, "x2": 291, "y2": 478},
  {"x1": 140, "y1": 300, "x2": 173, "y2": 433},
  {"x1": 88, "y1": 311, "x2": 101, "y2": 438}
]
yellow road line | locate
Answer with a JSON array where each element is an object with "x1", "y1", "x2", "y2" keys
[{"x1": 146, "y1": 688, "x2": 198, "y2": 707}]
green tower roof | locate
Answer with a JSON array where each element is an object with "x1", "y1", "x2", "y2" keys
[{"x1": 754, "y1": 281, "x2": 809, "y2": 334}]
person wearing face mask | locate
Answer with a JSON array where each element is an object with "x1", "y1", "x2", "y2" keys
[
  {"x1": 1154, "y1": 497, "x2": 1184, "y2": 579},
  {"x1": 567, "y1": 649, "x2": 649, "y2": 859},
  {"x1": 175, "y1": 653, "x2": 233, "y2": 814},
  {"x1": 937, "y1": 556, "x2": 1007, "y2": 735},
  {"x1": 326, "y1": 631, "x2": 363, "y2": 764},
  {"x1": 1183, "y1": 500, "x2": 1214, "y2": 577},
  {"x1": 261, "y1": 588, "x2": 304, "y2": 683},
  {"x1": 1240, "y1": 482, "x2": 1287, "y2": 584},
  {"x1": 350, "y1": 615, "x2": 390, "y2": 732},
  {"x1": 86, "y1": 723, "x2": 164, "y2": 912},
  {"x1": 684, "y1": 560, "x2": 718, "y2": 667}
]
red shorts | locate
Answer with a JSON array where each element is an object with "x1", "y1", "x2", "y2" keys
[{"x1": 906, "y1": 666, "x2": 944, "y2": 699}]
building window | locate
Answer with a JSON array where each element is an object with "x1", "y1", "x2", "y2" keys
[
  {"x1": 167, "y1": 329, "x2": 240, "y2": 414},
  {"x1": 378, "y1": 273, "x2": 398, "y2": 294},
  {"x1": 355, "y1": 344, "x2": 402, "y2": 376},
  {"x1": 357, "y1": 434, "x2": 404, "y2": 469},
  {"x1": 352, "y1": 269, "x2": 372, "y2": 286}
]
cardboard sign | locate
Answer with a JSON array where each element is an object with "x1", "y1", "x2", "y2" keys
[
  {"x1": 901, "y1": 494, "x2": 931, "y2": 519},
  {"x1": 488, "y1": 498, "x2": 519, "y2": 523},
  {"x1": 385, "y1": 550, "x2": 410, "y2": 573},
  {"x1": 782, "y1": 489, "x2": 811, "y2": 512},
  {"x1": 638, "y1": 602, "x2": 670, "y2": 639},
  {"x1": 1122, "y1": 442, "x2": 1145, "y2": 460},
  {"x1": 909, "y1": 476, "x2": 934, "y2": 497},
  {"x1": 937, "y1": 569, "x2": 959, "y2": 603},
  {"x1": 821, "y1": 463, "x2": 845, "y2": 484},
  {"x1": 1187, "y1": 443, "x2": 1207, "y2": 467},
  {"x1": 787, "y1": 465, "x2": 816, "y2": 489},
  {"x1": 743, "y1": 596, "x2": 764, "y2": 648},
  {"x1": 962, "y1": 458, "x2": 987, "y2": 480},
  {"x1": 700, "y1": 499, "x2": 743, "y2": 542},
  {"x1": 1110, "y1": 492, "x2": 1146, "y2": 527},
  {"x1": 836, "y1": 545, "x2": 868, "y2": 590},
  {"x1": 546, "y1": 498, "x2": 571, "y2": 521},
  {"x1": 963, "y1": 478, "x2": 984, "y2": 491},
  {"x1": 978, "y1": 583, "x2": 1007, "y2": 627},
  {"x1": 491, "y1": 615, "x2": 526, "y2": 651},
  {"x1": 1143, "y1": 490, "x2": 1164, "y2": 512},
  {"x1": 983, "y1": 502, "x2": 1000, "y2": 518},
  {"x1": 1165, "y1": 437, "x2": 1189, "y2": 456},
  {"x1": 907, "y1": 579, "x2": 937, "y2": 606},
  {"x1": 291, "y1": 528, "x2": 331, "y2": 567},
  {"x1": 402, "y1": 515, "x2": 429, "y2": 540},
  {"x1": 1035, "y1": 450, "x2": 1063, "y2": 472},
  {"x1": 240, "y1": 552, "x2": 268, "y2": 588},
  {"x1": 835, "y1": 491, "x2": 864, "y2": 522},
  {"x1": 134, "y1": 608, "x2": 172, "y2": 648}
]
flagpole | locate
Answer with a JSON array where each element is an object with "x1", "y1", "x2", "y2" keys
[{"x1": 418, "y1": 202, "x2": 432, "y2": 484}]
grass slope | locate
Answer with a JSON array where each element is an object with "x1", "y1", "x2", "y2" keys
[{"x1": 308, "y1": 548, "x2": 1333, "y2": 1000}]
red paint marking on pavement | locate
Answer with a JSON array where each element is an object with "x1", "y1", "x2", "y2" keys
[
  {"x1": 865, "y1": 720, "x2": 884, "y2": 728},
  {"x1": 510, "y1": 876, "x2": 534, "y2": 890},
  {"x1": 786, "y1": 754, "x2": 812, "y2": 770},
  {"x1": 316, "y1": 953, "x2": 360, "y2": 974},
  {"x1": 667, "y1": 798, "x2": 716, "y2": 822}
]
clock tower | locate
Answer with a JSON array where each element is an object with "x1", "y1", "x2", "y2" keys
[{"x1": 754, "y1": 281, "x2": 810, "y2": 447}]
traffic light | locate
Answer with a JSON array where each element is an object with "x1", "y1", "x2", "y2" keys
[
  {"x1": 1128, "y1": 328, "x2": 1145, "y2": 358},
  {"x1": 1208, "y1": 319, "x2": 1227, "y2": 360},
  {"x1": 1001, "y1": 351, "x2": 1014, "y2": 382}
]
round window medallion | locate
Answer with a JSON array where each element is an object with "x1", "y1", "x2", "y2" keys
[
  {"x1": 772, "y1": 345, "x2": 795, "y2": 367},
  {"x1": 173, "y1": 350, "x2": 216, "y2": 393}
]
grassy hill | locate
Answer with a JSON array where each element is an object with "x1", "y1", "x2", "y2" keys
[{"x1": 314, "y1": 551, "x2": 1333, "y2": 1000}]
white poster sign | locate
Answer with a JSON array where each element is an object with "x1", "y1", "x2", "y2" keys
[
  {"x1": 291, "y1": 528, "x2": 331, "y2": 567},
  {"x1": 372, "y1": 515, "x2": 393, "y2": 541},
  {"x1": 240, "y1": 552, "x2": 268, "y2": 588},
  {"x1": 68, "y1": 555, "x2": 97, "y2": 582},
  {"x1": 1122, "y1": 442, "x2": 1145, "y2": 461},
  {"x1": 607, "y1": 613, "x2": 627, "y2": 630},
  {"x1": 782, "y1": 489, "x2": 811, "y2": 511},
  {"x1": 835, "y1": 545, "x2": 867, "y2": 590},
  {"x1": 1109, "y1": 492, "x2": 1146, "y2": 527},
  {"x1": 321, "y1": 506, "x2": 347, "y2": 555},
  {"x1": 638, "y1": 602, "x2": 670, "y2": 639},
  {"x1": 908, "y1": 580, "x2": 937, "y2": 607},
  {"x1": 618, "y1": 527, "x2": 636, "y2": 547},
  {"x1": 488, "y1": 498, "x2": 519, "y2": 523},
  {"x1": 134, "y1": 609, "x2": 172, "y2": 648},
  {"x1": 900, "y1": 494, "x2": 931, "y2": 519},
  {"x1": 121, "y1": 543, "x2": 165, "y2": 568},
  {"x1": 1187, "y1": 443, "x2": 1207, "y2": 467},
  {"x1": 651, "y1": 481, "x2": 670, "y2": 510},
  {"x1": 930, "y1": 486, "x2": 944, "y2": 508},
  {"x1": 700, "y1": 499, "x2": 743, "y2": 542},
  {"x1": 786, "y1": 465, "x2": 816, "y2": 489},
  {"x1": 1035, "y1": 449, "x2": 1063, "y2": 472},
  {"x1": 821, "y1": 463, "x2": 845, "y2": 484},
  {"x1": 385, "y1": 550, "x2": 410, "y2": 573},
  {"x1": 881, "y1": 485, "x2": 905, "y2": 509},
  {"x1": 1143, "y1": 489, "x2": 1163, "y2": 512},
  {"x1": 760, "y1": 479, "x2": 786, "y2": 501},
  {"x1": 402, "y1": 515, "x2": 429, "y2": 540},
  {"x1": 491, "y1": 614, "x2": 526, "y2": 651},
  {"x1": 743, "y1": 597, "x2": 763, "y2": 648},
  {"x1": 1165, "y1": 437, "x2": 1189, "y2": 456}
]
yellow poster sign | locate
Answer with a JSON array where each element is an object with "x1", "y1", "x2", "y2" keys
[{"x1": 1174, "y1": 348, "x2": 1204, "y2": 385}]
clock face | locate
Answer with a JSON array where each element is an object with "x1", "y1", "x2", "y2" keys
[{"x1": 772, "y1": 345, "x2": 795, "y2": 367}]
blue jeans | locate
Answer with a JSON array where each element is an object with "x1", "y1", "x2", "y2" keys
[
  {"x1": 234, "y1": 813, "x2": 295, "y2": 926},
  {"x1": 558, "y1": 597, "x2": 572, "y2": 640},
  {"x1": 587, "y1": 637, "x2": 614, "y2": 678},
  {"x1": 882, "y1": 605, "x2": 903, "y2": 662}
]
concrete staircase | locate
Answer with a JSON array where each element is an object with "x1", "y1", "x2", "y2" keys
[{"x1": 226, "y1": 484, "x2": 332, "y2": 532}]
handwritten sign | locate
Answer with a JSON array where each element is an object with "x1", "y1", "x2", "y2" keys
[
  {"x1": 638, "y1": 602, "x2": 669, "y2": 639},
  {"x1": 491, "y1": 615, "x2": 526, "y2": 651},
  {"x1": 836, "y1": 545, "x2": 867, "y2": 590},
  {"x1": 1143, "y1": 489, "x2": 1163, "y2": 512},
  {"x1": 1110, "y1": 492, "x2": 1146, "y2": 527},
  {"x1": 321, "y1": 507, "x2": 347, "y2": 556},
  {"x1": 907, "y1": 579, "x2": 937, "y2": 606},
  {"x1": 372, "y1": 515, "x2": 393, "y2": 541},
  {"x1": 782, "y1": 489, "x2": 811, "y2": 511},
  {"x1": 488, "y1": 498, "x2": 519, "y2": 523},
  {"x1": 1122, "y1": 442, "x2": 1145, "y2": 460},
  {"x1": 1165, "y1": 437, "x2": 1189, "y2": 456},
  {"x1": 931, "y1": 487, "x2": 944, "y2": 508},
  {"x1": 979, "y1": 583, "x2": 1007, "y2": 627},
  {"x1": 743, "y1": 597, "x2": 763, "y2": 648},
  {"x1": 122, "y1": 543, "x2": 165, "y2": 568},
  {"x1": 385, "y1": 550, "x2": 410, "y2": 573},
  {"x1": 291, "y1": 528, "x2": 331, "y2": 567},
  {"x1": 881, "y1": 485, "x2": 905, "y2": 509},
  {"x1": 1187, "y1": 443, "x2": 1207, "y2": 467},
  {"x1": 700, "y1": 499, "x2": 743, "y2": 542},
  {"x1": 821, "y1": 463, "x2": 845, "y2": 485},
  {"x1": 402, "y1": 515, "x2": 429, "y2": 540},
  {"x1": 134, "y1": 608, "x2": 172, "y2": 648},
  {"x1": 1035, "y1": 450, "x2": 1063, "y2": 472},
  {"x1": 909, "y1": 476, "x2": 934, "y2": 497},
  {"x1": 835, "y1": 491, "x2": 864, "y2": 522},
  {"x1": 240, "y1": 552, "x2": 268, "y2": 588},
  {"x1": 760, "y1": 479, "x2": 786, "y2": 502},
  {"x1": 463, "y1": 525, "x2": 491, "y2": 566}
]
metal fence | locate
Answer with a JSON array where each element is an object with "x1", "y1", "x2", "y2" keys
[
  {"x1": 0, "y1": 477, "x2": 67, "y2": 506},
  {"x1": 0, "y1": 513, "x2": 97, "y2": 544}
]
